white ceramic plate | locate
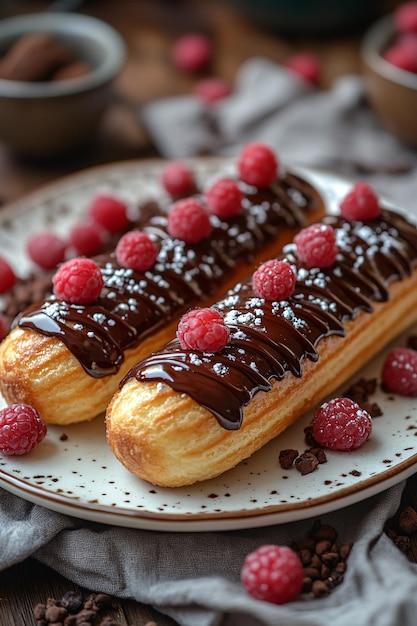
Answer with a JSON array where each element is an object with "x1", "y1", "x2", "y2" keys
[{"x1": 1, "y1": 159, "x2": 417, "y2": 532}]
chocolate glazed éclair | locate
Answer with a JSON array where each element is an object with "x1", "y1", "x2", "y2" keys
[
  {"x1": 15, "y1": 172, "x2": 320, "y2": 377},
  {"x1": 125, "y1": 209, "x2": 417, "y2": 431}
]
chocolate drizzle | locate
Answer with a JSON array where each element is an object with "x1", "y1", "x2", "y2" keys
[
  {"x1": 127, "y1": 209, "x2": 417, "y2": 430},
  {"x1": 16, "y1": 172, "x2": 319, "y2": 377}
]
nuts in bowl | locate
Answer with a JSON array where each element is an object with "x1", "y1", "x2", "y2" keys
[
  {"x1": 362, "y1": 2, "x2": 417, "y2": 147},
  {"x1": 0, "y1": 12, "x2": 126, "y2": 158}
]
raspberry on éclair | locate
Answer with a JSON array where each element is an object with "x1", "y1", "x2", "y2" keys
[
  {"x1": 294, "y1": 223, "x2": 338, "y2": 268},
  {"x1": 167, "y1": 198, "x2": 212, "y2": 244},
  {"x1": 237, "y1": 142, "x2": 278, "y2": 188},
  {"x1": 53, "y1": 257, "x2": 104, "y2": 304},
  {"x1": 252, "y1": 259, "x2": 296, "y2": 301},
  {"x1": 340, "y1": 181, "x2": 381, "y2": 221},
  {"x1": 177, "y1": 308, "x2": 230, "y2": 352},
  {"x1": 115, "y1": 231, "x2": 158, "y2": 272},
  {"x1": 88, "y1": 193, "x2": 130, "y2": 233},
  {"x1": 205, "y1": 177, "x2": 243, "y2": 218},
  {"x1": 161, "y1": 161, "x2": 196, "y2": 199}
]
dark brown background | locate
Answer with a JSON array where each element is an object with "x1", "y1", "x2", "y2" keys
[{"x1": 1, "y1": 1, "x2": 415, "y2": 625}]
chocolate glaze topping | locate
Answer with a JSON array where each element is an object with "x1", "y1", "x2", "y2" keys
[
  {"x1": 16, "y1": 172, "x2": 320, "y2": 377},
  {"x1": 127, "y1": 209, "x2": 417, "y2": 430}
]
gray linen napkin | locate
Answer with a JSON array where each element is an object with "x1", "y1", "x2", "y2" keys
[
  {"x1": 2, "y1": 57, "x2": 417, "y2": 626},
  {"x1": 141, "y1": 57, "x2": 417, "y2": 208},
  {"x1": 1, "y1": 482, "x2": 416, "y2": 626}
]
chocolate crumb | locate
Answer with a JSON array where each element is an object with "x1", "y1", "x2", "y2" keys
[
  {"x1": 278, "y1": 448, "x2": 298, "y2": 469},
  {"x1": 407, "y1": 336, "x2": 417, "y2": 351},
  {"x1": 398, "y1": 506, "x2": 417, "y2": 535},
  {"x1": 295, "y1": 452, "x2": 319, "y2": 475},
  {"x1": 291, "y1": 522, "x2": 351, "y2": 597},
  {"x1": 304, "y1": 425, "x2": 319, "y2": 448}
]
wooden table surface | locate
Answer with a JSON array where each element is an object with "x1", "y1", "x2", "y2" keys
[{"x1": 1, "y1": 1, "x2": 415, "y2": 625}]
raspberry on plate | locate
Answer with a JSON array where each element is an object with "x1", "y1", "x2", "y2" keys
[
  {"x1": 115, "y1": 231, "x2": 158, "y2": 272},
  {"x1": 88, "y1": 193, "x2": 130, "y2": 233},
  {"x1": 241, "y1": 544, "x2": 304, "y2": 604},
  {"x1": 167, "y1": 198, "x2": 212, "y2": 244},
  {"x1": 0, "y1": 255, "x2": 17, "y2": 294},
  {"x1": 237, "y1": 142, "x2": 278, "y2": 188},
  {"x1": 340, "y1": 181, "x2": 381, "y2": 221},
  {"x1": 294, "y1": 223, "x2": 338, "y2": 268},
  {"x1": 382, "y1": 347, "x2": 417, "y2": 396},
  {"x1": 285, "y1": 52, "x2": 321, "y2": 85},
  {"x1": 26, "y1": 231, "x2": 67, "y2": 271},
  {"x1": 205, "y1": 177, "x2": 243, "y2": 218},
  {"x1": 171, "y1": 33, "x2": 212, "y2": 74},
  {"x1": 177, "y1": 307, "x2": 230, "y2": 352},
  {"x1": 53, "y1": 257, "x2": 104, "y2": 304},
  {"x1": 161, "y1": 161, "x2": 196, "y2": 199},
  {"x1": 0, "y1": 403, "x2": 47, "y2": 456},
  {"x1": 252, "y1": 259, "x2": 296, "y2": 301},
  {"x1": 311, "y1": 397, "x2": 372, "y2": 451}
]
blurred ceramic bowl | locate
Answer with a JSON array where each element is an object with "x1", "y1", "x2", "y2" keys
[
  {"x1": 362, "y1": 14, "x2": 417, "y2": 148},
  {"x1": 225, "y1": 0, "x2": 383, "y2": 36},
  {"x1": 0, "y1": 12, "x2": 126, "y2": 158}
]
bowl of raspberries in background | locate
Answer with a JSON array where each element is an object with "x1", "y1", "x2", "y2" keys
[{"x1": 362, "y1": 1, "x2": 417, "y2": 147}]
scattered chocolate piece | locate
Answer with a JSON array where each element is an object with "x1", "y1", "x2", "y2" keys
[
  {"x1": 278, "y1": 448, "x2": 298, "y2": 469},
  {"x1": 33, "y1": 592, "x2": 117, "y2": 626},
  {"x1": 398, "y1": 506, "x2": 417, "y2": 535},
  {"x1": 343, "y1": 377, "x2": 382, "y2": 418},
  {"x1": 407, "y1": 336, "x2": 417, "y2": 351},
  {"x1": 295, "y1": 452, "x2": 319, "y2": 475},
  {"x1": 291, "y1": 521, "x2": 352, "y2": 597},
  {"x1": 304, "y1": 425, "x2": 319, "y2": 448},
  {"x1": 307, "y1": 447, "x2": 327, "y2": 464}
]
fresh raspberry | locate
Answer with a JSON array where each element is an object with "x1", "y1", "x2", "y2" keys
[
  {"x1": 382, "y1": 347, "x2": 417, "y2": 396},
  {"x1": 69, "y1": 220, "x2": 104, "y2": 256},
  {"x1": 340, "y1": 181, "x2": 381, "y2": 221},
  {"x1": 26, "y1": 231, "x2": 67, "y2": 270},
  {"x1": 161, "y1": 161, "x2": 196, "y2": 199},
  {"x1": 193, "y1": 77, "x2": 232, "y2": 104},
  {"x1": 115, "y1": 231, "x2": 158, "y2": 272},
  {"x1": 241, "y1": 544, "x2": 304, "y2": 605},
  {"x1": 205, "y1": 177, "x2": 243, "y2": 218},
  {"x1": 0, "y1": 256, "x2": 17, "y2": 294},
  {"x1": 171, "y1": 33, "x2": 212, "y2": 74},
  {"x1": 88, "y1": 193, "x2": 130, "y2": 233},
  {"x1": 383, "y1": 42, "x2": 417, "y2": 73},
  {"x1": 285, "y1": 52, "x2": 321, "y2": 85},
  {"x1": 394, "y1": 1, "x2": 417, "y2": 34},
  {"x1": 52, "y1": 257, "x2": 104, "y2": 304},
  {"x1": 0, "y1": 403, "x2": 47, "y2": 456},
  {"x1": 177, "y1": 308, "x2": 230, "y2": 352},
  {"x1": 237, "y1": 142, "x2": 279, "y2": 188},
  {"x1": 294, "y1": 223, "x2": 338, "y2": 268},
  {"x1": 252, "y1": 259, "x2": 296, "y2": 301},
  {"x1": 167, "y1": 198, "x2": 212, "y2": 244},
  {"x1": 0, "y1": 314, "x2": 9, "y2": 342},
  {"x1": 311, "y1": 397, "x2": 373, "y2": 451}
]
